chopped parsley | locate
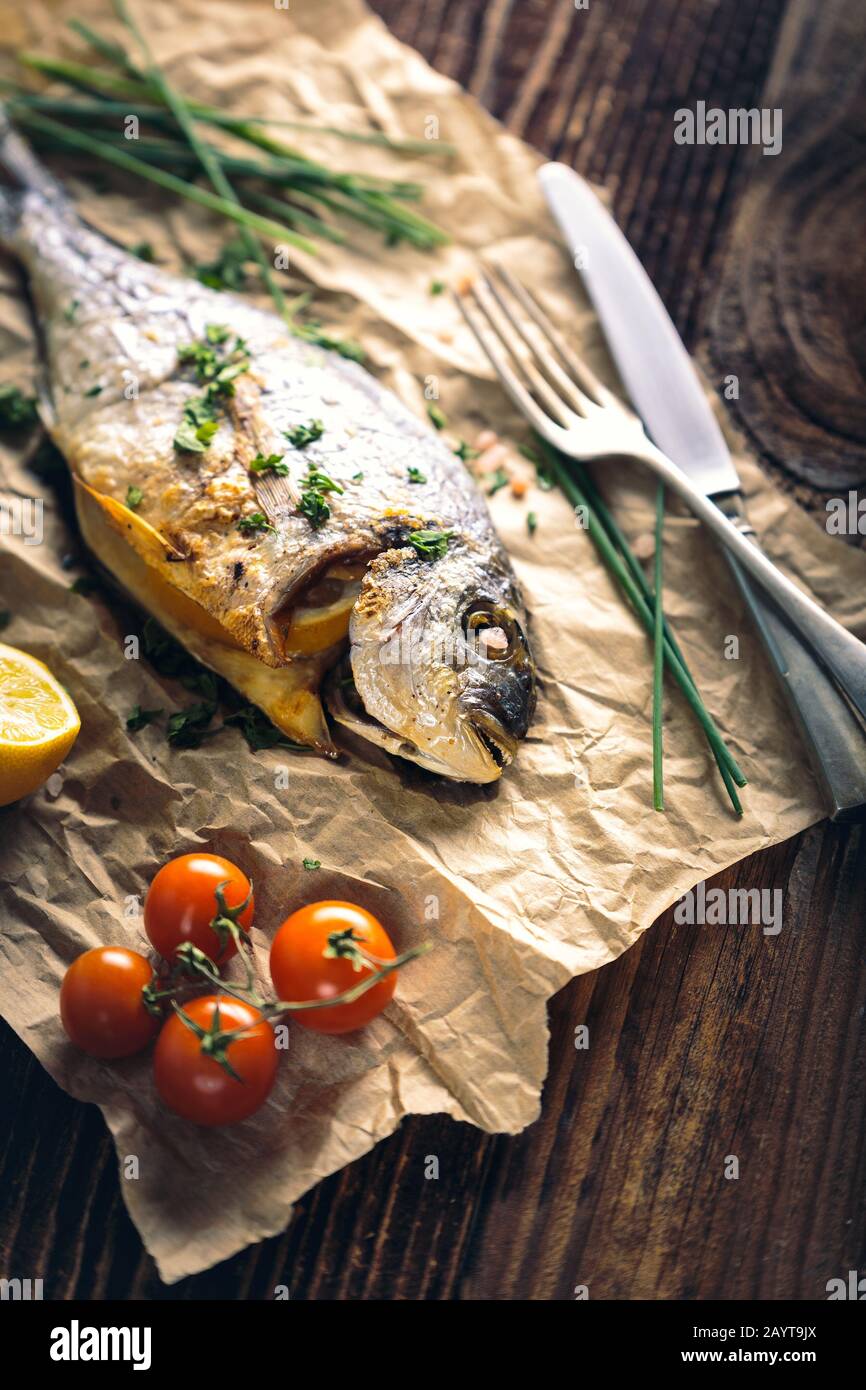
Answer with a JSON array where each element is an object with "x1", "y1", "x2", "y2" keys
[
  {"x1": 520, "y1": 441, "x2": 554, "y2": 490},
  {"x1": 429, "y1": 279, "x2": 445, "y2": 296},
  {"x1": 0, "y1": 385, "x2": 38, "y2": 429},
  {"x1": 129, "y1": 241, "x2": 155, "y2": 262},
  {"x1": 223, "y1": 705, "x2": 306, "y2": 752},
  {"x1": 249, "y1": 452, "x2": 288, "y2": 476},
  {"x1": 64, "y1": 299, "x2": 80, "y2": 323},
  {"x1": 454, "y1": 440, "x2": 479, "y2": 463},
  {"x1": 527, "y1": 511, "x2": 538, "y2": 536},
  {"x1": 488, "y1": 468, "x2": 509, "y2": 496},
  {"x1": 284, "y1": 419, "x2": 324, "y2": 450},
  {"x1": 408, "y1": 528, "x2": 453, "y2": 560},
  {"x1": 407, "y1": 466, "x2": 427, "y2": 484},
  {"x1": 177, "y1": 329, "x2": 249, "y2": 394},
  {"x1": 302, "y1": 857, "x2": 321, "y2": 871},
  {"x1": 352, "y1": 470, "x2": 364, "y2": 482},
  {"x1": 193, "y1": 238, "x2": 249, "y2": 292},
  {"x1": 426, "y1": 403, "x2": 447, "y2": 430},
  {"x1": 126, "y1": 704, "x2": 163, "y2": 732},
  {"x1": 297, "y1": 463, "x2": 343, "y2": 529},
  {"x1": 174, "y1": 330, "x2": 249, "y2": 452},
  {"x1": 84, "y1": 384, "x2": 103, "y2": 398},
  {"x1": 166, "y1": 701, "x2": 217, "y2": 749},
  {"x1": 125, "y1": 485, "x2": 144, "y2": 510},
  {"x1": 237, "y1": 512, "x2": 275, "y2": 535}
]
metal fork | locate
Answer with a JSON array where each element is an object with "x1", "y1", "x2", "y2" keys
[{"x1": 455, "y1": 266, "x2": 866, "y2": 727}]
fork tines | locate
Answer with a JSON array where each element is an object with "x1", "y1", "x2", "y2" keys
[{"x1": 453, "y1": 265, "x2": 616, "y2": 448}]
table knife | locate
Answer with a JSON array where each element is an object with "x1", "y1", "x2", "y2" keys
[{"x1": 539, "y1": 161, "x2": 866, "y2": 821}]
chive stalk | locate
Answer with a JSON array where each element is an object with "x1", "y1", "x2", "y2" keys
[{"x1": 652, "y1": 483, "x2": 665, "y2": 812}]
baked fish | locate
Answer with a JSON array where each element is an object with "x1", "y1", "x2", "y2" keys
[{"x1": 0, "y1": 117, "x2": 535, "y2": 782}]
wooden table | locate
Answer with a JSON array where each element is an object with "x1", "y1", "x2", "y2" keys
[{"x1": 2, "y1": 0, "x2": 864, "y2": 1300}]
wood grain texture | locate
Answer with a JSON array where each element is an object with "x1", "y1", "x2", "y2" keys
[
  {"x1": 2, "y1": 0, "x2": 865, "y2": 1300},
  {"x1": 706, "y1": 0, "x2": 866, "y2": 490}
]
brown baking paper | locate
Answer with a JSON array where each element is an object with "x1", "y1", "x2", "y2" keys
[{"x1": 1, "y1": 0, "x2": 865, "y2": 1283}]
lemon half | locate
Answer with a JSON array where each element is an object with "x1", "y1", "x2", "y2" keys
[{"x1": 0, "y1": 642, "x2": 81, "y2": 806}]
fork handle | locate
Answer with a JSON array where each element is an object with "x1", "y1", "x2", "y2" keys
[
  {"x1": 722, "y1": 544, "x2": 866, "y2": 822},
  {"x1": 638, "y1": 440, "x2": 866, "y2": 726}
]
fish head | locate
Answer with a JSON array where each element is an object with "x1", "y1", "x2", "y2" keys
[{"x1": 330, "y1": 541, "x2": 535, "y2": 782}]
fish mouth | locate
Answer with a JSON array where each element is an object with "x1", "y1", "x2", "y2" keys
[
  {"x1": 323, "y1": 659, "x2": 512, "y2": 782},
  {"x1": 466, "y1": 710, "x2": 518, "y2": 770}
]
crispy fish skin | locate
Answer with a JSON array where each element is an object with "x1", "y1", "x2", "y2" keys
[{"x1": 0, "y1": 119, "x2": 536, "y2": 780}]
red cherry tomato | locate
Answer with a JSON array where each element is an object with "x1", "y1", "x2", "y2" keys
[
  {"x1": 60, "y1": 946, "x2": 160, "y2": 1059},
  {"x1": 144, "y1": 853, "x2": 254, "y2": 965},
  {"x1": 153, "y1": 995, "x2": 278, "y2": 1126},
  {"x1": 269, "y1": 900, "x2": 397, "y2": 1034}
]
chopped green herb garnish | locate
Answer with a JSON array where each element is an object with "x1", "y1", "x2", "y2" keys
[
  {"x1": 249, "y1": 452, "x2": 289, "y2": 476},
  {"x1": 296, "y1": 460, "x2": 343, "y2": 529},
  {"x1": 519, "y1": 442, "x2": 553, "y2": 489},
  {"x1": 205, "y1": 323, "x2": 231, "y2": 344},
  {"x1": 166, "y1": 701, "x2": 218, "y2": 748},
  {"x1": 129, "y1": 241, "x2": 155, "y2": 262},
  {"x1": 223, "y1": 704, "x2": 306, "y2": 752},
  {"x1": 297, "y1": 490, "x2": 331, "y2": 528},
  {"x1": 429, "y1": 280, "x2": 445, "y2": 296},
  {"x1": 126, "y1": 704, "x2": 163, "y2": 732},
  {"x1": 352, "y1": 470, "x2": 364, "y2": 482},
  {"x1": 488, "y1": 468, "x2": 509, "y2": 496},
  {"x1": 64, "y1": 299, "x2": 80, "y2": 323},
  {"x1": 126, "y1": 485, "x2": 144, "y2": 510},
  {"x1": 527, "y1": 511, "x2": 538, "y2": 536},
  {"x1": 84, "y1": 384, "x2": 103, "y2": 397},
  {"x1": 0, "y1": 385, "x2": 38, "y2": 429},
  {"x1": 237, "y1": 512, "x2": 275, "y2": 535},
  {"x1": 302, "y1": 857, "x2": 321, "y2": 871},
  {"x1": 195, "y1": 420, "x2": 219, "y2": 446},
  {"x1": 174, "y1": 416, "x2": 216, "y2": 453},
  {"x1": 407, "y1": 528, "x2": 453, "y2": 560},
  {"x1": 407, "y1": 466, "x2": 427, "y2": 484},
  {"x1": 284, "y1": 419, "x2": 324, "y2": 449},
  {"x1": 79, "y1": 359, "x2": 90, "y2": 370},
  {"x1": 427, "y1": 403, "x2": 447, "y2": 430},
  {"x1": 183, "y1": 396, "x2": 218, "y2": 427},
  {"x1": 305, "y1": 467, "x2": 343, "y2": 495},
  {"x1": 193, "y1": 239, "x2": 249, "y2": 292},
  {"x1": 454, "y1": 440, "x2": 479, "y2": 463}
]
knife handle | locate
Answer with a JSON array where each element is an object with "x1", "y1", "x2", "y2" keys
[{"x1": 721, "y1": 543, "x2": 866, "y2": 823}]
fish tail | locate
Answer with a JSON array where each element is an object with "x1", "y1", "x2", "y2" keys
[{"x1": 0, "y1": 106, "x2": 64, "y2": 241}]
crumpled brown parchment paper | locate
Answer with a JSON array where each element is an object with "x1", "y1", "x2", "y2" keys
[{"x1": 1, "y1": 0, "x2": 865, "y2": 1284}]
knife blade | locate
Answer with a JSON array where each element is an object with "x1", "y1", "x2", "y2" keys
[{"x1": 539, "y1": 160, "x2": 866, "y2": 821}]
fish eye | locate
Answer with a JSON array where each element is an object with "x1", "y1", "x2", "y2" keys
[{"x1": 463, "y1": 605, "x2": 516, "y2": 661}]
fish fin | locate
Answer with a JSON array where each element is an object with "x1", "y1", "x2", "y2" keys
[{"x1": 72, "y1": 477, "x2": 186, "y2": 563}]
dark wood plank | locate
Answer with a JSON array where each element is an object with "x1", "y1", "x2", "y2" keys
[
  {"x1": 3, "y1": 0, "x2": 865, "y2": 1301},
  {"x1": 707, "y1": 0, "x2": 866, "y2": 490}
]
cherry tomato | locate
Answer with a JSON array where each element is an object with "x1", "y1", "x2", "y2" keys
[
  {"x1": 269, "y1": 900, "x2": 397, "y2": 1034},
  {"x1": 60, "y1": 946, "x2": 160, "y2": 1059},
  {"x1": 144, "y1": 853, "x2": 254, "y2": 965},
  {"x1": 153, "y1": 995, "x2": 278, "y2": 1126}
]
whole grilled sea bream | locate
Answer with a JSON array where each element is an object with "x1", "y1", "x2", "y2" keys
[{"x1": 0, "y1": 119, "x2": 535, "y2": 781}]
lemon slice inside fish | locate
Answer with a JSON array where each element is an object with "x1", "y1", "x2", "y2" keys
[
  {"x1": 0, "y1": 643, "x2": 81, "y2": 806},
  {"x1": 282, "y1": 564, "x2": 364, "y2": 656}
]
